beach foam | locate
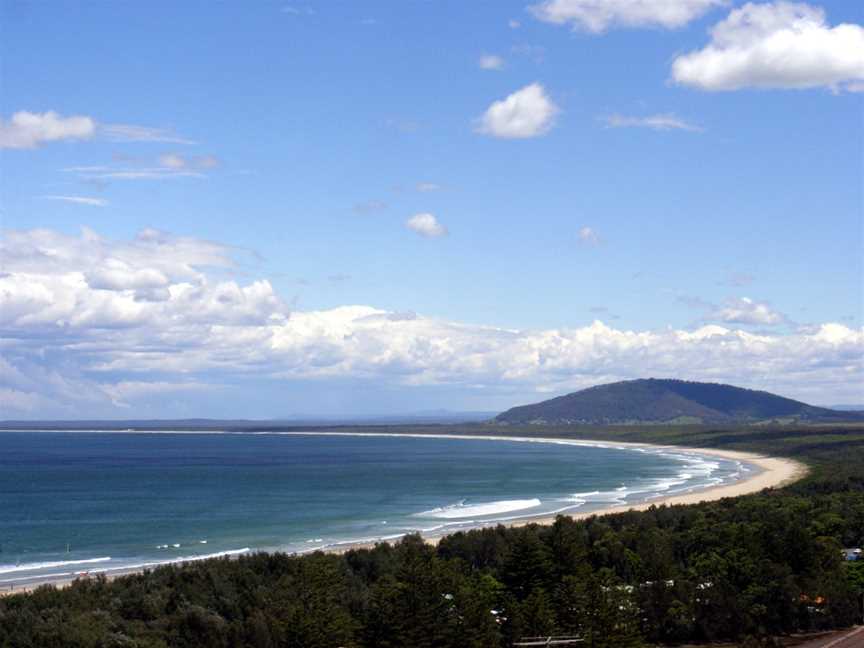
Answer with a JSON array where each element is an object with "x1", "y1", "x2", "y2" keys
[
  {"x1": 0, "y1": 557, "x2": 111, "y2": 575},
  {"x1": 417, "y1": 498, "x2": 542, "y2": 519},
  {"x1": 0, "y1": 549, "x2": 251, "y2": 587}
]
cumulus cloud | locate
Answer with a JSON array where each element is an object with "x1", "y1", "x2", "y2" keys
[
  {"x1": 40, "y1": 196, "x2": 108, "y2": 207},
  {"x1": 680, "y1": 294, "x2": 788, "y2": 326},
  {"x1": 708, "y1": 296, "x2": 787, "y2": 325},
  {"x1": 0, "y1": 227, "x2": 284, "y2": 319},
  {"x1": 1, "y1": 227, "x2": 861, "y2": 415},
  {"x1": 0, "y1": 111, "x2": 197, "y2": 149},
  {"x1": 602, "y1": 113, "x2": 703, "y2": 132},
  {"x1": 530, "y1": 0, "x2": 725, "y2": 33},
  {"x1": 0, "y1": 111, "x2": 96, "y2": 149},
  {"x1": 406, "y1": 213, "x2": 448, "y2": 238},
  {"x1": 577, "y1": 226, "x2": 600, "y2": 245},
  {"x1": 479, "y1": 54, "x2": 505, "y2": 70},
  {"x1": 476, "y1": 83, "x2": 559, "y2": 139},
  {"x1": 671, "y1": 2, "x2": 864, "y2": 91}
]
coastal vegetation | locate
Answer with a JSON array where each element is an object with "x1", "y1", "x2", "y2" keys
[{"x1": 1, "y1": 422, "x2": 862, "y2": 647}]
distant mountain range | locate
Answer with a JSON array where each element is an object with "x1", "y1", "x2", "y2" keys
[{"x1": 494, "y1": 379, "x2": 864, "y2": 426}]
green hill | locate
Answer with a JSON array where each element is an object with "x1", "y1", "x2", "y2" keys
[{"x1": 494, "y1": 378, "x2": 860, "y2": 425}]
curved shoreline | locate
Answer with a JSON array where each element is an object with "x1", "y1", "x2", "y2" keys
[
  {"x1": 289, "y1": 432, "x2": 808, "y2": 548},
  {"x1": 0, "y1": 431, "x2": 808, "y2": 594}
]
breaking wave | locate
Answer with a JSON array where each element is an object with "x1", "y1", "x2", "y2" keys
[
  {"x1": 416, "y1": 498, "x2": 542, "y2": 519},
  {"x1": 0, "y1": 557, "x2": 112, "y2": 575}
]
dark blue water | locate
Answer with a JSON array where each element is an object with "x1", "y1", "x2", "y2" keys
[{"x1": 0, "y1": 431, "x2": 747, "y2": 587}]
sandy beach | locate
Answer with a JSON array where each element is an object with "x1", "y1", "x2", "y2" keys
[
  {"x1": 1, "y1": 434, "x2": 808, "y2": 596},
  {"x1": 507, "y1": 444, "x2": 807, "y2": 528},
  {"x1": 316, "y1": 434, "x2": 809, "y2": 549}
]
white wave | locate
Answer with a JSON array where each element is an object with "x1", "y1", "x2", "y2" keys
[
  {"x1": 0, "y1": 548, "x2": 251, "y2": 585},
  {"x1": 92, "y1": 548, "x2": 251, "y2": 575},
  {"x1": 417, "y1": 498, "x2": 542, "y2": 519},
  {"x1": 570, "y1": 490, "x2": 601, "y2": 498},
  {"x1": 0, "y1": 557, "x2": 111, "y2": 575},
  {"x1": 0, "y1": 571, "x2": 80, "y2": 584}
]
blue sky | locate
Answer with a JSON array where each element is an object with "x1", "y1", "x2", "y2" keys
[{"x1": 1, "y1": 0, "x2": 862, "y2": 417}]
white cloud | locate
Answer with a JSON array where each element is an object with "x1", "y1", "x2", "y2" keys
[
  {"x1": 66, "y1": 166, "x2": 206, "y2": 181},
  {"x1": 530, "y1": 0, "x2": 725, "y2": 33},
  {"x1": 476, "y1": 83, "x2": 559, "y2": 139},
  {"x1": 158, "y1": 153, "x2": 220, "y2": 170},
  {"x1": 509, "y1": 19, "x2": 522, "y2": 29},
  {"x1": 0, "y1": 111, "x2": 96, "y2": 149},
  {"x1": 672, "y1": 2, "x2": 864, "y2": 91},
  {"x1": 602, "y1": 113, "x2": 703, "y2": 132},
  {"x1": 159, "y1": 153, "x2": 186, "y2": 169},
  {"x1": 0, "y1": 111, "x2": 198, "y2": 150},
  {"x1": 281, "y1": 5, "x2": 315, "y2": 16},
  {"x1": 101, "y1": 123, "x2": 196, "y2": 144},
  {"x1": 416, "y1": 182, "x2": 441, "y2": 192},
  {"x1": 40, "y1": 196, "x2": 108, "y2": 207},
  {"x1": 577, "y1": 226, "x2": 600, "y2": 245},
  {"x1": 406, "y1": 213, "x2": 448, "y2": 238},
  {"x1": 708, "y1": 296, "x2": 786, "y2": 325},
  {"x1": 1, "y1": 227, "x2": 861, "y2": 415},
  {"x1": 479, "y1": 54, "x2": 505, "y2": 70}
]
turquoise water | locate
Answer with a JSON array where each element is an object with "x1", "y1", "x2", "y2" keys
[{"x1": 0, "y1": 431, "x2": 748, "y2": 587}]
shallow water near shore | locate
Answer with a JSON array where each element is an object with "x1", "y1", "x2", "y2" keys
[{"x1": 0, "y1": 431, "x2": 750, "y2": 588}]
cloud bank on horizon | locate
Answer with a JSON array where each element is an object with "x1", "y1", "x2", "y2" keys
[{"x1": 1, "y1": 228, "x2": 860, "y2": 417}]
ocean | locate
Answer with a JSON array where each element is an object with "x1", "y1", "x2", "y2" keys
[{"x1": 0, "y1": 431, "x2": 750, "y2": 588}]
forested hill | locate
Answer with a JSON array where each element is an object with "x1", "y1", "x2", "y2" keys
[{"x1": 495, "y1": 378, "x2": 860, "y2": 425}]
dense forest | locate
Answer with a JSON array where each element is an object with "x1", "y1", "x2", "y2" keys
[{"x1": 1, "y1": 423, "x2": 863, "y2": 647}]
